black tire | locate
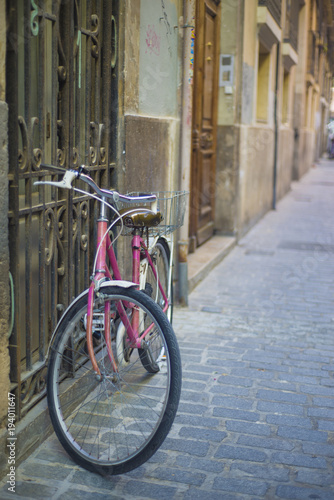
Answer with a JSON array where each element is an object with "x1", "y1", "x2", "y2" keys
[
  {"x1": 145, "y1": 238, "x2": 173, "y2": 323},
  {"x1": 47, "y1": 286, "x2": 181, "y2": 475},
  {"x1": 139, "y1": 239, "x2": 174, "y2": 372}
]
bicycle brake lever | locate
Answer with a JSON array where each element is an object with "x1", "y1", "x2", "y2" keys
[{"x1": 34, "y1": 170, "x2": 78, "y2": 189}]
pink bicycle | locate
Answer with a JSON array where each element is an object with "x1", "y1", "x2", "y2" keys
[{"x1": 35, "y1": 165, "x2": 186, "y2": 475}]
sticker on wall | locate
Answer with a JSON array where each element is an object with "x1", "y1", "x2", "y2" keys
[
  {"x1": 219, "y1": 54, "x2": 234, "y2": 88},
  {"x1": 189, "y1": 27, "x2": 195, "y2": 85}
]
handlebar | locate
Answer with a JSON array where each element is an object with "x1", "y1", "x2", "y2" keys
[{"x1": 34, "y1": 164, "x2": 157, "y2": 207}]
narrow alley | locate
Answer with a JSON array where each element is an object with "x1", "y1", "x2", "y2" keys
[{"x1": 1, "y1": 158, "x2": 334, "y2": 499}]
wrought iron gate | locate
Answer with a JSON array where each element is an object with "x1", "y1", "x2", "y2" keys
[{"x1": 7, "y1": 0, "x2": 118, "y2": 419}]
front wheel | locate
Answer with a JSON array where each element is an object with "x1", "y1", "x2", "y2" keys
[{"x1": 47, "y1": 286, "x2": 182, "y2": 475}]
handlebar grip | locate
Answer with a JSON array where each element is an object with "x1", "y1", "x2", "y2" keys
[{"x1": 40, "y1": 163, "x2": 67, "y2": 174}]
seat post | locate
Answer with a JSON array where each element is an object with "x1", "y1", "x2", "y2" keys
[
  {"x1": 99, "y1": 196, "x2": 108, "y2": 221},
  {"x1": 132, "y1": 229, "x2": 141, "y2": 285}
]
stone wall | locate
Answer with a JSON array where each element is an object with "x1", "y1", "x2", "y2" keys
[
  {"x1": 238, "y1": 125, "x2": 275, "y2": 235},
  {"x1": 277, "y1": 126, "x2": 294, "y2": 200},
  {"x1": 215, "y1": 125, "x2": 240, "y2": 235}
]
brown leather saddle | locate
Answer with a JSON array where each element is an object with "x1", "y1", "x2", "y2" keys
[{"x1": 119, "y1": 208, "x2": 163, "y2": 228}]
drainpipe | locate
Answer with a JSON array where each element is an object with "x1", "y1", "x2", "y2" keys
[
  {"x1": 177, "y1": 0, "x2": 195, "y2": 306},
  {"x1": 272, "y1": 42, "x2": 280, "y2": 210}
]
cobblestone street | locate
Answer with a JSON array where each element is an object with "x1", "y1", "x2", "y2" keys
[{"x1": 1, "y1": 158, "x2": 334, "y2": 499}]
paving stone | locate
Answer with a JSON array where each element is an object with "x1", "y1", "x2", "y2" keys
[
  {"x1": 237, "y1": 435, "x2": 294, "y2": 451},
  {"x1": 318, "y1": 420, "x2": 334, "y2": 431},
  {"x1": 215, "y1": 444, "x2": 267, "y2": 462},
  {"x1": 256, "y1": 389, "x2": 308, "y2": 405},
  {"x1": 60, "y1": 490, "x2": 120, "y2": 500},
  {"x1": 180, "y1": 390, "x2": 210, "y2": 404},
  {"x1": 230, "y1": 463, "x2": 289, "y2": 482},
  {"x1": 296, "y1": 470, "x2": 334, "y2": 486},
  {"x1": 313, "y1": 396, "x2": 334, "y2": 408},
  {"x1": 216, "y1": 375, "x2": 253, "y2": 387},
  {"x1": 213, "y1": 407, "x2": 260, "y2": 421},
  {"x1": 71, "y1": 470, "x2": 119, "y2": 489},
  {"x1": 276, "y1": 484, "x2": 334, "y2": 500},
  {"x1": 225, "y1": 420, "x2": 271, "y2": 436},
  {"x1": 277, "y1": 426, "x2": 328, "y2": 442},
  {"x1": 271, "y1": 452, "x2": 327, "y2": 469},
  {"x1": 149, "y1": 467, "x2": 206, "y2": 486},
  {"x1": 277, "y1": 373, "x2": 319, "y2": 385},
  {"x1": 212, "y1": 395, "x2": 254, "y2": 410},
  {"x1": 302, "y1": 442, "x2": 334, "y2": 457},
  {"x1": 300, "y1": 385, "x2": 334, "y2": 396},
  {"x1": 21, "y1": 462, "x2": 72, "y2": 481},
  {"x1": 34, "y1": 448, "x2": 74, "y2": 465},
  {"x1": 123, "y1": 480, "x2": 177, "y2": 499},
  {"x1": 183, "y1": 489, "x2": 233, "y2": 500},
  {"x1": 2, "y1": 481, "x2": 58, "y2": 499},
  {"x1": 177, "y1": 403, "x2": 208, "y2": 415},
  {"x1": 265, "y1": 414, "x2": 313, "y2": 428},
  {"x1": 211, "y1": 384, "x2": 250, "y2": 396},
  {"x1": 257, "y1": 401, "x2": 305, "y2": 415},
  {"x1": 308, "y1": 407, "x2": 334, "y2": 419},
  {"x1": 162, "y1": 437, "x2": 210, "y2": 457},
  {"x1": 258, "y1": 380, "x2": 297, "y2": 392},
  {"x1": 174, "y1": 414, "x2": 220, "y2": 428},
  {"x1": 188, "y1": 458, "x2": 224, "y2": 473},
  {"x1": 179, "y1": 426, "x2": 227, "y2": 442},
  {"x1": 213, "y1": 477, "x2": 269, "y2": 496}
]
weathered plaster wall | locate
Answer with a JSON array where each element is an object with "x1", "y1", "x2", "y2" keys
[
  {"x1": 277, "y1": 127, "x2": 294, "y2": 201},
  {"x1": 292, "y1": 0, "x2": 316, "y2": 180},
  {"x1": 215, "y1": 0, "x2": 240, "y2": 234},
  {"x1": 121, "y1": 0, "x2": 181, "y2": 193},
  {"x1": 122, "y1": 0, "x2": 141, "y2": 114},
  {"x1": 123, "y1": 115, "x2": 179, "y2": 193},
  {"x1": 238, "y1": 125, "x2": 274, "y2": 234},
  {"x1": 215, "y1": 125, "x2": 240, "y2": 234},
  {"x1": 139, "y1": 0, "x2": 179, "y2": 117},
  {"x1": 295, "y1": 129, "x2": 315, "y2": 179},
  {"x1": 118, "y1": 0, "x2": 181, "y2": 278},
  {"x1": 241, "y1": 0, "x2": 257, "y2": 126}
]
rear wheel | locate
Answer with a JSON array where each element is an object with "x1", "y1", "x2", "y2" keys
[
  {"x1": 47, "y1": 286, "x2": 181, "y2": 475},
  {"x1": 146, "y1": 238, "x2": 173, "y2": 323}
]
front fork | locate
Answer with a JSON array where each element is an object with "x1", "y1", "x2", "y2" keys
[{"x1": 86, "y1": 229, "x2": 164, "y2": 377}]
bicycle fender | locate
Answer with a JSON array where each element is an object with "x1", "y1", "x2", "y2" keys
[{"x1": 46, "y1": 280, "x2": 137, "y2": 359}]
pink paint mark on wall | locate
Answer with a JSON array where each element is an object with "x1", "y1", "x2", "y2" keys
[{"x1": 145, "y1": 25, "x2": 161, "y2": 56}]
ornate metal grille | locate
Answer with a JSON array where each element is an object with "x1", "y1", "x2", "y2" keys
[{"x1": 6, "y1": 0, "x2": 118, "y2": 419}]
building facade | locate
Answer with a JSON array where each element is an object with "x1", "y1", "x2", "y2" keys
[
  {"x1": 215, "y1": 0, "x2": 333, "y2": 238},
  {"x1": 0, "y1": 0, "x2": 333, "y2": 464}
]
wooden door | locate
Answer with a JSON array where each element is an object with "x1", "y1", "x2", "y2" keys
[{"x1": 190, "y1": 0, "x2": 220, "y2": 249}]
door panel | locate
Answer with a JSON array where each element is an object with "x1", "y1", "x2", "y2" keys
[{"x1": 190, "y1": 0, "x2": 220, "y2": 249}]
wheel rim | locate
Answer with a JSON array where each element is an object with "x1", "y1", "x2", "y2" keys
[{"x1": 49, "y1": 292, "x2": 171, "y2": 468}]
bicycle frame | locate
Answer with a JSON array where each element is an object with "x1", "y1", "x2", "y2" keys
[{"x1": 86, "y1": 200, "x2": 169, "y2": 376}]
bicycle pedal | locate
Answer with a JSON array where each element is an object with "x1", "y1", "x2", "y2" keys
[
  {"x1": 143, "y1": 282, "x2": 153, "y2": 298},
  {"x1": 93, "y1": 331, "x2": 102, "y2": 341}
]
